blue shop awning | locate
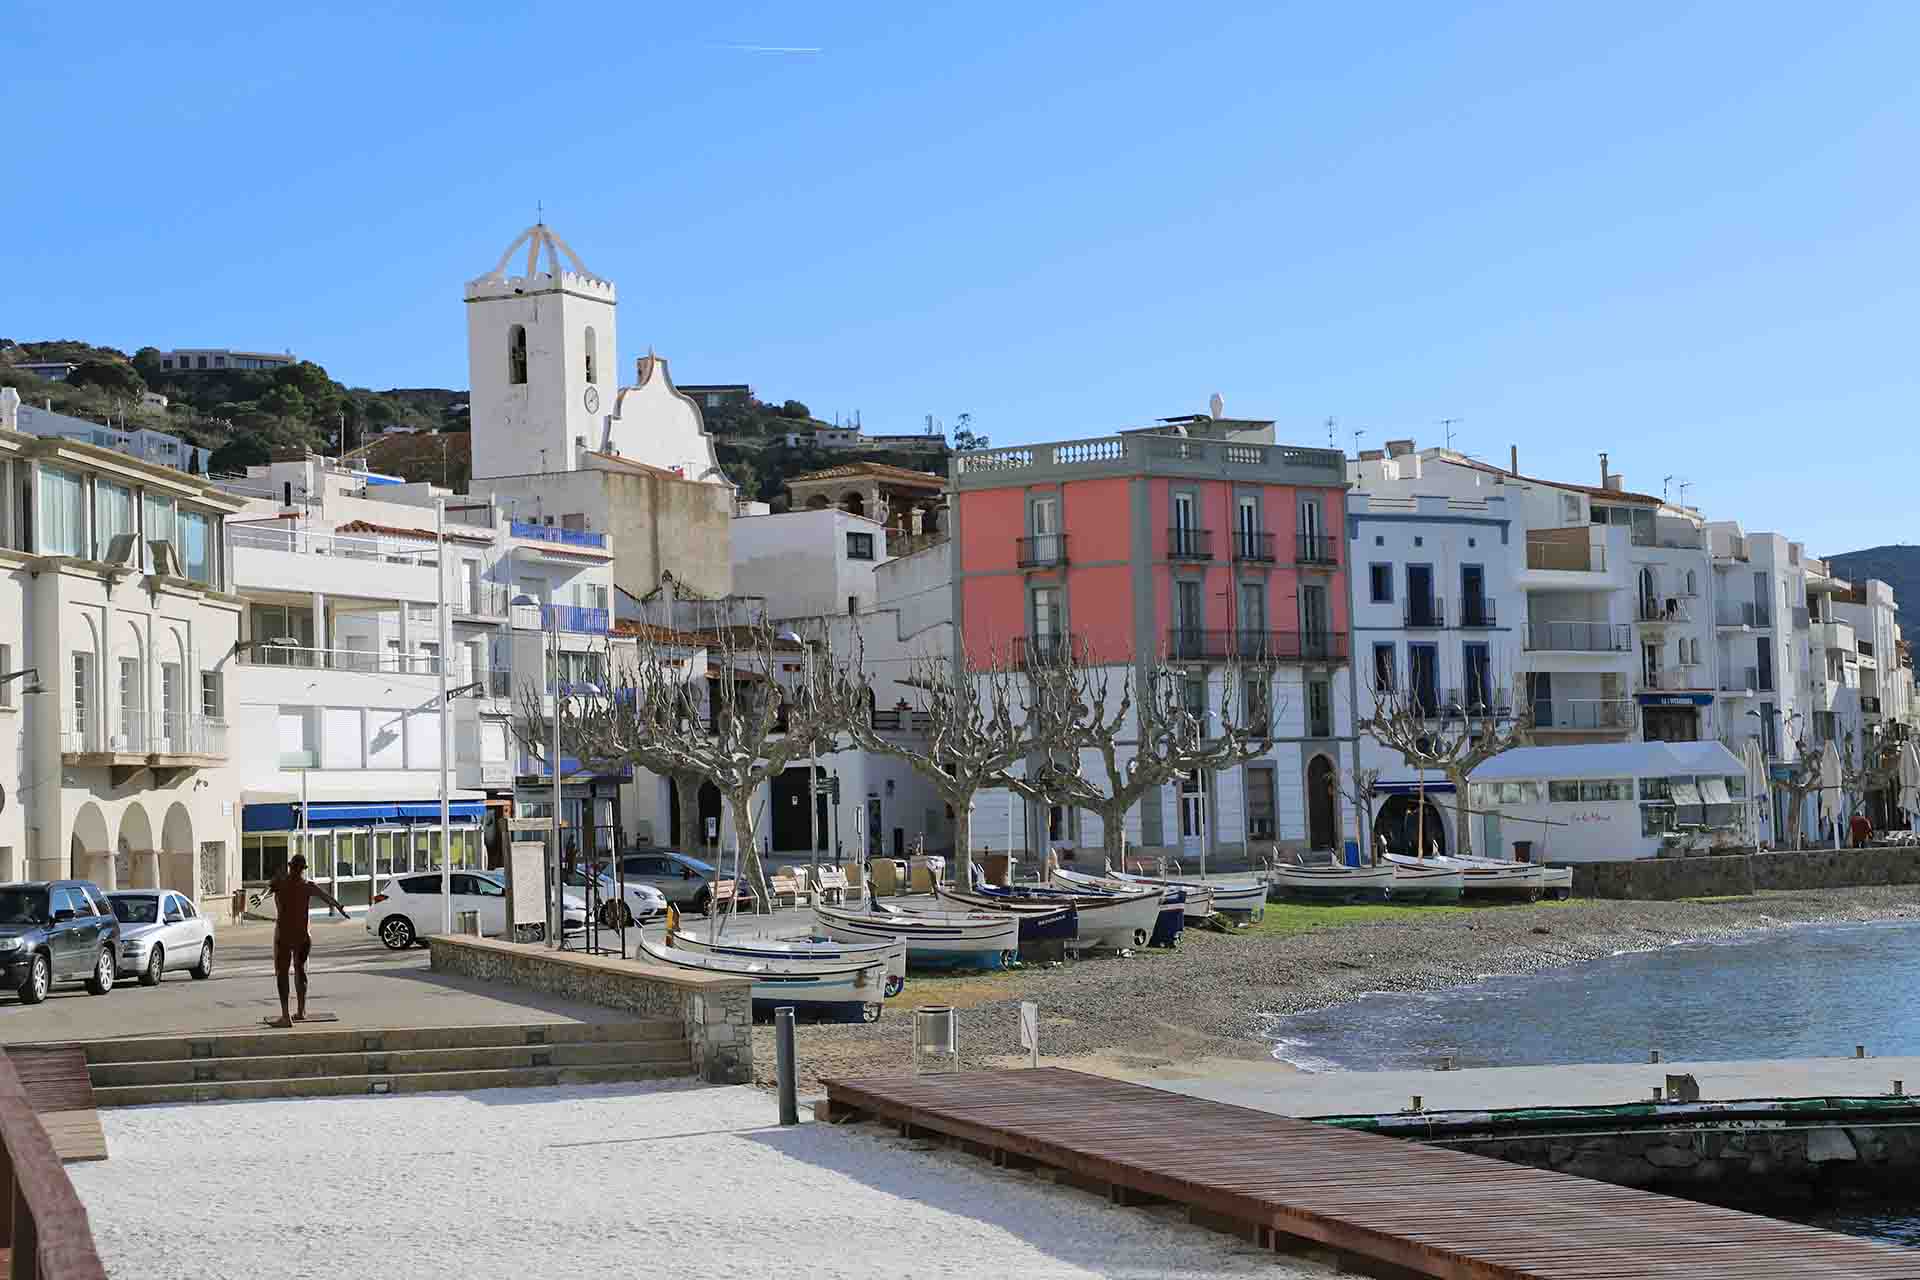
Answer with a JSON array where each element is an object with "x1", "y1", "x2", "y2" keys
[{"x1": 242, "y1": 801, "x2": 486, "y2": 831}]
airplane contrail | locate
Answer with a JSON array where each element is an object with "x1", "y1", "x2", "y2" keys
[{"x1": 717, "y1": 43, "x2": 822, "y2": 54}]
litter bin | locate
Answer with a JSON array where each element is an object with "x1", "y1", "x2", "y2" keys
[
  {"x1": 1342, "y1": 839, "x2": 1361, "y2": 868},
  {"x1": 454, "y1": 909, "x2": 481, "y2": 936},
  {"x1": 1512, "y1": 841, "x2": 1534, "y2": 864},
  {"x1": 913, "y1": 1005, "x2": 959, "y2": 1074}
]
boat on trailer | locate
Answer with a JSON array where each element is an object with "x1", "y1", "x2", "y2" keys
[
  {"x1": 1268, "y1": 860, "x2": 1394, "y2": 904},
  {"x1": 934, "y1": 882, "x2": 1162, "y2": 951},
  {"x1": 814, "y1": 903, "x2": 1020, "y2": 970},
  {"x1": 640, "y1": 934, "x2": 885, "y2": 1023},
  {"x1": 1381, "y1": 853, "x2": 1465, "y2": 903},
  {"x1": 667, "y1": 928, "x2": 907, "y2": 996}
]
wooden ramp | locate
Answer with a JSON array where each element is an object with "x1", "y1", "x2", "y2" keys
[
  {"x1": 821, "y1": 1068, "x2": 1918, "y2": 1279},
  {"x1": 5, "y1": 1047, "x2": 107, "y2": 1162}
]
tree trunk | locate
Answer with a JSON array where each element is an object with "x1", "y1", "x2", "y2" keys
[
  {"x1": 950, "y1": 796, "x2": 973, "y2": 887},
  {"x1": 1784, "y1": 789, "x2": 1806, "y2": 851},
  {"x1": 729, "y1": 797, "x2": 773, "y2": 910},
  {"x1": 673, "y1": 772, "x2": 703, "y2": 853},
  {"x1": 1101, "y1": 806, "x2": 1126, "y2": 873},
  {"x1": 1449, "y1": 768, "x2": 1475, "y2": 858}
]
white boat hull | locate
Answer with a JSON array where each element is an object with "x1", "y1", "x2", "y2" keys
[
  {"x1": 1107, "y1": 867, "x2": 1267, "y2": 919},
  {"x1": 1382, "y1": 855, "x2": 1465, "y2": 902},
  {"x1": 669, "y1": 929, "x2": 907, "y2": 995},
  {"x1": 1269, "y1": 863, "x2": 1394, "y2": 903},
  {"x1": 1437, "y1": 856, "x2": 1544, "y2": 899},
  {"x1": 640, "y1": 935, "x2": 884, "y2": 1022},
  {"x1": 936, "y1": 884, "x2": 1162, "y2": 950},
  {"x1": 813, "y1": 904, "x2": 1019, "y2": 969}
]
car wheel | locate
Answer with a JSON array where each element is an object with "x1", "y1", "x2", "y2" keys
[
  {"x1": 86, "y1": 946, "x2": 115, "y2": 995},
  {"x1": 190, "y1": 940, "x2": 214, "y2": 980},
  {"x1": 690, "y1": 888, "x2": 712, "y2": 916},
  {"x1": 140, "y1": 944, "x2": 165, "y2": 987},
  {"x1": 379, "y1": 916, "x2": 416, "y2": 950},
  {"x1": 18, "y1": 954, "x2": 49, "y2": 1005},
  {"x1": 598, "y1": 900, "x2": 634, "y2": 930}
]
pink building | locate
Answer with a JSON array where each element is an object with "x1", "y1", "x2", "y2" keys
[{"x1": 950, "y1": 423, "x2": 1356, "y2": 858}]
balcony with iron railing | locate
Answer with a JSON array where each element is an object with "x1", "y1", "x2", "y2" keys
[
  {"x1": 1295, "y1": 530, "x2": 1338, "y2": 567},
  {"x1": 1403, "y1": 596, "x2": 1445, "y2": 629},
  {"x1": 508, "y1": 519, "x2": 608, "y2": 550},
  {"x1": 1166, "y1": 528, "x2": 1212, "y2": 561},
  {"x1": 1636, "y1": 597, "x2": 1692, "y2": 625},
  {"x1": 1457, "y1": 596, "x2": 1496, "y2": 628},
  {"x1": 1166, "y1": 628, "x2": 1348, "y2": 663},
  {"x1": 237, "y1": 643, "x2": 447, "y2": 675},
  {"x1": 1524, "y1": 621, "x2": 1631, "y2": 652},
  {"x1": 1531, "y1": 698, "x2": 1634, "y2": 732},
  {"x1": 1012, "y1": 633, "x2": 1080, "y2": 667},
  {"x1": 1230, "y1": 530, "x2": 1276, "y2": 563},
  {"x1": 1715, "y1": 601, "x2": 1773, "y2": 629},
  {"x1": 1016, "y1": 534, "x2": 1069, "y2": 569},
  {"x1": 1413, "y1": 686, "x2": 1513, "y2": 719},
  {"x1": 456, "y1": 582, "x2": 511, "y2": 619},
  {"x1": 63, "y1": 708, "x2": 227, "y2": 760}
]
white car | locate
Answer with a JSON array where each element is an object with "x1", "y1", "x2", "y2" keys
[
  {"x1": 563, "y1": 867, "x2": 667, "y2": 928},
  {"x1": 368, "y1": 871, "x2": 587, "y2": 949},
  {"x1": 107, "y1": 889, "x2": 216, "y2": 985}
]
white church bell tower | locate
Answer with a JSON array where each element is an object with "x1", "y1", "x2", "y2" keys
[{"x1": 465, "y1": 224, "x2": 616, "y2": 479}]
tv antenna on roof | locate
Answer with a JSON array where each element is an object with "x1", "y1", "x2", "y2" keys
[
  {"x1": 1440, "y1": 417, "x2": 1463, "y2": 450},
  {"x1": 1325, "y1": 415, "x2": 1337, "y2": 448},
  {"x1": 1662, "y1": 474, "x2": 1674, "y2": 502}
]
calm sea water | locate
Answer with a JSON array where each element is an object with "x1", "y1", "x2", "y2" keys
[{"x1": 1266, "y1": 919, "x2": 1920, "y2": 1247}]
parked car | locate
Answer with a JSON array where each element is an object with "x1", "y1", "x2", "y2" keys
[
  {"x1": 616, "y1": 851, "x2": 753, "y2": 915},
  {"x1": 561, "y1": 867, "x2": 667, "y2": 928},
  {"x1": 0, "y1": 880, "x2": 122, "y2": 1004},
  {"x1": 368, "y1": 871, "x2": 588, "y2": 950},
  {"x1": 107, "y1": 890, "x2": 216, "y2": 985}
]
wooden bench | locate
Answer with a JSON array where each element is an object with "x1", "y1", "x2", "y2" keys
[
  {"x1": 768, "y1": 871, "x2": 813, "y2": 909},
  {"x1": 812, "y1": 866, "x2": 849, "y2": 905}
]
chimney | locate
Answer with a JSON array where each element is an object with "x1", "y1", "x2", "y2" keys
[
  {"x1": 1510, "y1": 445, "x2": 1519, "y2": 476},
  {"x1": 1385, "y1": 439, "x2": 1415, "y2": 458},
  {"x1": 1604, "y1": 475, "x2": 1623, "y2": 492},
  {"x1": 1599, "y1": 451, "x2": 1610, "y2": 489},
  {"x1": 1358, "y1": 449, "x2": 1385, "y2": 462}
]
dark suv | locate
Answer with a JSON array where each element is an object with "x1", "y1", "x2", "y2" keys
[{"x1": 0, "y1": 881, "x2": 122, "y2": 1004}]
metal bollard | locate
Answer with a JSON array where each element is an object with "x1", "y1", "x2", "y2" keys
[{"x1": 775, "y1": 1006, "x2": 798, "y2": 1126}]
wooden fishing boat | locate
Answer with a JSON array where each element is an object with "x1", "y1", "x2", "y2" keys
[
  {"x1": 1050, "y1": 867, "x2": 1216, "y2": 921},
  {"x1": 1268, "y1": 861, "x2": 1394, "y2": 904},
  {"x1": 1381, "y1": 853, "x2": 1465, "y2": 903},
  {"x1": 668, "y1": 928, "x2": 906, "y2": 996},
  {"x1": 1438, "y1": 855, "x2": 1545, "y2": 900},
  {"x1": 814, "y1": 903, "x2": 1020, "y2": 970},
  {"x1": 1539, "y1": 864, "x2": 1573, "y2": 900},
  {"x1": 640, "y1": 934, "x2": 884, "y2": 1023},
  {"x1": 934, "y1": 882, "x2": 1161, "y2": 950},
  {"x1": 1104, "y1": 864, "x2": 1267, "y2": 920}
]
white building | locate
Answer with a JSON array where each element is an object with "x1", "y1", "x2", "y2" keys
[
  {"x1": 1, "y1": 388, "x2": 212, "y2": 474},
  {"x1": 0, "y1": 428, "x2": 245, "y2": 900},
  {"x1": 155, "y1": 348, "x2": 296, "y2": 374}
]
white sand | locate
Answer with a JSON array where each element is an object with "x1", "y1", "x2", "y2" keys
[{"x1": 72, "y1": 1081, "x2": 1331, "y2": 1279}]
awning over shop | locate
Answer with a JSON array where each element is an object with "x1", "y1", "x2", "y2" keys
[
  {"x1": 1699, "y1": 778, "x2": 1733, "y2": 805},
  {"x1": 1668, "y1": 781, "x2": 1703, "y2": 806},
  {"x1": 242, "y1": 801, "x2": 487, "y2": 831}
]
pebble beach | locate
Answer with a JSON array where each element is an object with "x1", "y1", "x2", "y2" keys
[{"x1": 758, "y1": 885, "x2": 1920, "y2": 1092}]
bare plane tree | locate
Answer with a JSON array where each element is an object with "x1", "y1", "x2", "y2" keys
[
  {"x1": 1839, "y1": 724, "x2": 1902, "y2": 831},
  {"x1": 1006, "y1": 646, "x2": 1281, "y2": 873},
  {"x1": 844, "y1": 643, "x2": 1040, "y2": 887},
  {"x1": 1357, "y1": 677, "x2": 1531, "y2": 858},
  {"x1": 525, "y1": 620, "x2": 861, "y2": 907},
  {"x1": 1767, "y1": 712, "x2": 1826, "y2": 851}
]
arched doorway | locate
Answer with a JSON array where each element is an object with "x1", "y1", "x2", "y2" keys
[
  {"x1": 71, "y1": 802, "x2": 112, "y2": 888},
  {"x1": 1373, "y1": 793, "x2": 1449, "y2": 858},
  {"x1": 1305, "y1": 755, "x2": 1338, "y2": 851},
  {"x1": 118, "y1": 803, "x2": 156, "y2": 889},
  {"x1": 162, "y1": 803, "x2": 195, "y2": 899},
  {"x1": 841, "y1": 492, "x2": 865, "y2": 517}
]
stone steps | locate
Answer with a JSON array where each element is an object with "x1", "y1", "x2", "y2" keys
[
  {"x1": 37, "y1": 1020, "x2": 695, "y2": 1105},
  {"x1": 93, "y1": 1062, "x2": 692, "y2": 1107}
]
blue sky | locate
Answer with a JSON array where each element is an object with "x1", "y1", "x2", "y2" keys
[{"x1": 5, "y1": 2, "x2": 1916, "y2": 553}]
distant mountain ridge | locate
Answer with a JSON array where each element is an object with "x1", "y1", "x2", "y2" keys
[{"x1": 1825, "y1": 544, "x2": 1920, "y2": 629}]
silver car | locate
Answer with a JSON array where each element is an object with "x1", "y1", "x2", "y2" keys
[{"x1": 107, "y1": 890, "x2": 216, "y2": 985}]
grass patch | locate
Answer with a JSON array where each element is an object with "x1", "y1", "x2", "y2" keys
[{"x1": 1236, "y1": 896, "x2": 1577, "y2": 939}]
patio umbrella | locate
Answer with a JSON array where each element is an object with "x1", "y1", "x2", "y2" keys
[
  {"x1": 1742, "y1": 738, "x2": 1768, "y2": 843},
  {"x1": 1820, "y1": 740, "x2": 1844, "y2": 848}
]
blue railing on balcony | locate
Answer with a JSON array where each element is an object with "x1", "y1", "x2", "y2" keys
[
  {"x1": 542, "y1": 604, "x2": 611, "y2": 634},
  {"x1": 510, "y1": 520, "x2": 608, "y2": 550}
]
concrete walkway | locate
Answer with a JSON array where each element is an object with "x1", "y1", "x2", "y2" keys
[
  {"x1": 1113, "y1": 1054, "x2": 1920, "y2": 1117},
  {"x1": 0, "y1": 919, "x2": 652, "y2": 1044}
]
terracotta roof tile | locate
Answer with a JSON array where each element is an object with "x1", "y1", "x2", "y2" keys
[{"x1": 790, "y1": 461, "x2": 945, "y2": 488}]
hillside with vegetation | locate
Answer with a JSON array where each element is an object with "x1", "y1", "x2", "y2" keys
[
  {"x1": 2, "y1": 339, "x2": 963, "y2": 500},
  {"x1": 0, "y1": 338, "x2": 464, "y2": 475}
]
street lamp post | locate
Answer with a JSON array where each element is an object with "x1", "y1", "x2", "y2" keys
[{"x1": 436, "y1": 498, "x2": 452, "y2": 934}]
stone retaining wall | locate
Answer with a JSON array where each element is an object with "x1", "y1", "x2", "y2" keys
[
  {"x1": 1441, "y1": 1122, "x2": 1920, "y2": 1207},
  {"x1": 427, "y1": 935, "x2": 753, "y2": 1085},
  {"x1": 1570, "y1": 845, "x2": 1920, "y2": 900}
]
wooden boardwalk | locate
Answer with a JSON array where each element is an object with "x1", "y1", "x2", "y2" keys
[{"x1": 821, "y1": 1068, "x2": 1919, "y2": 1279}]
